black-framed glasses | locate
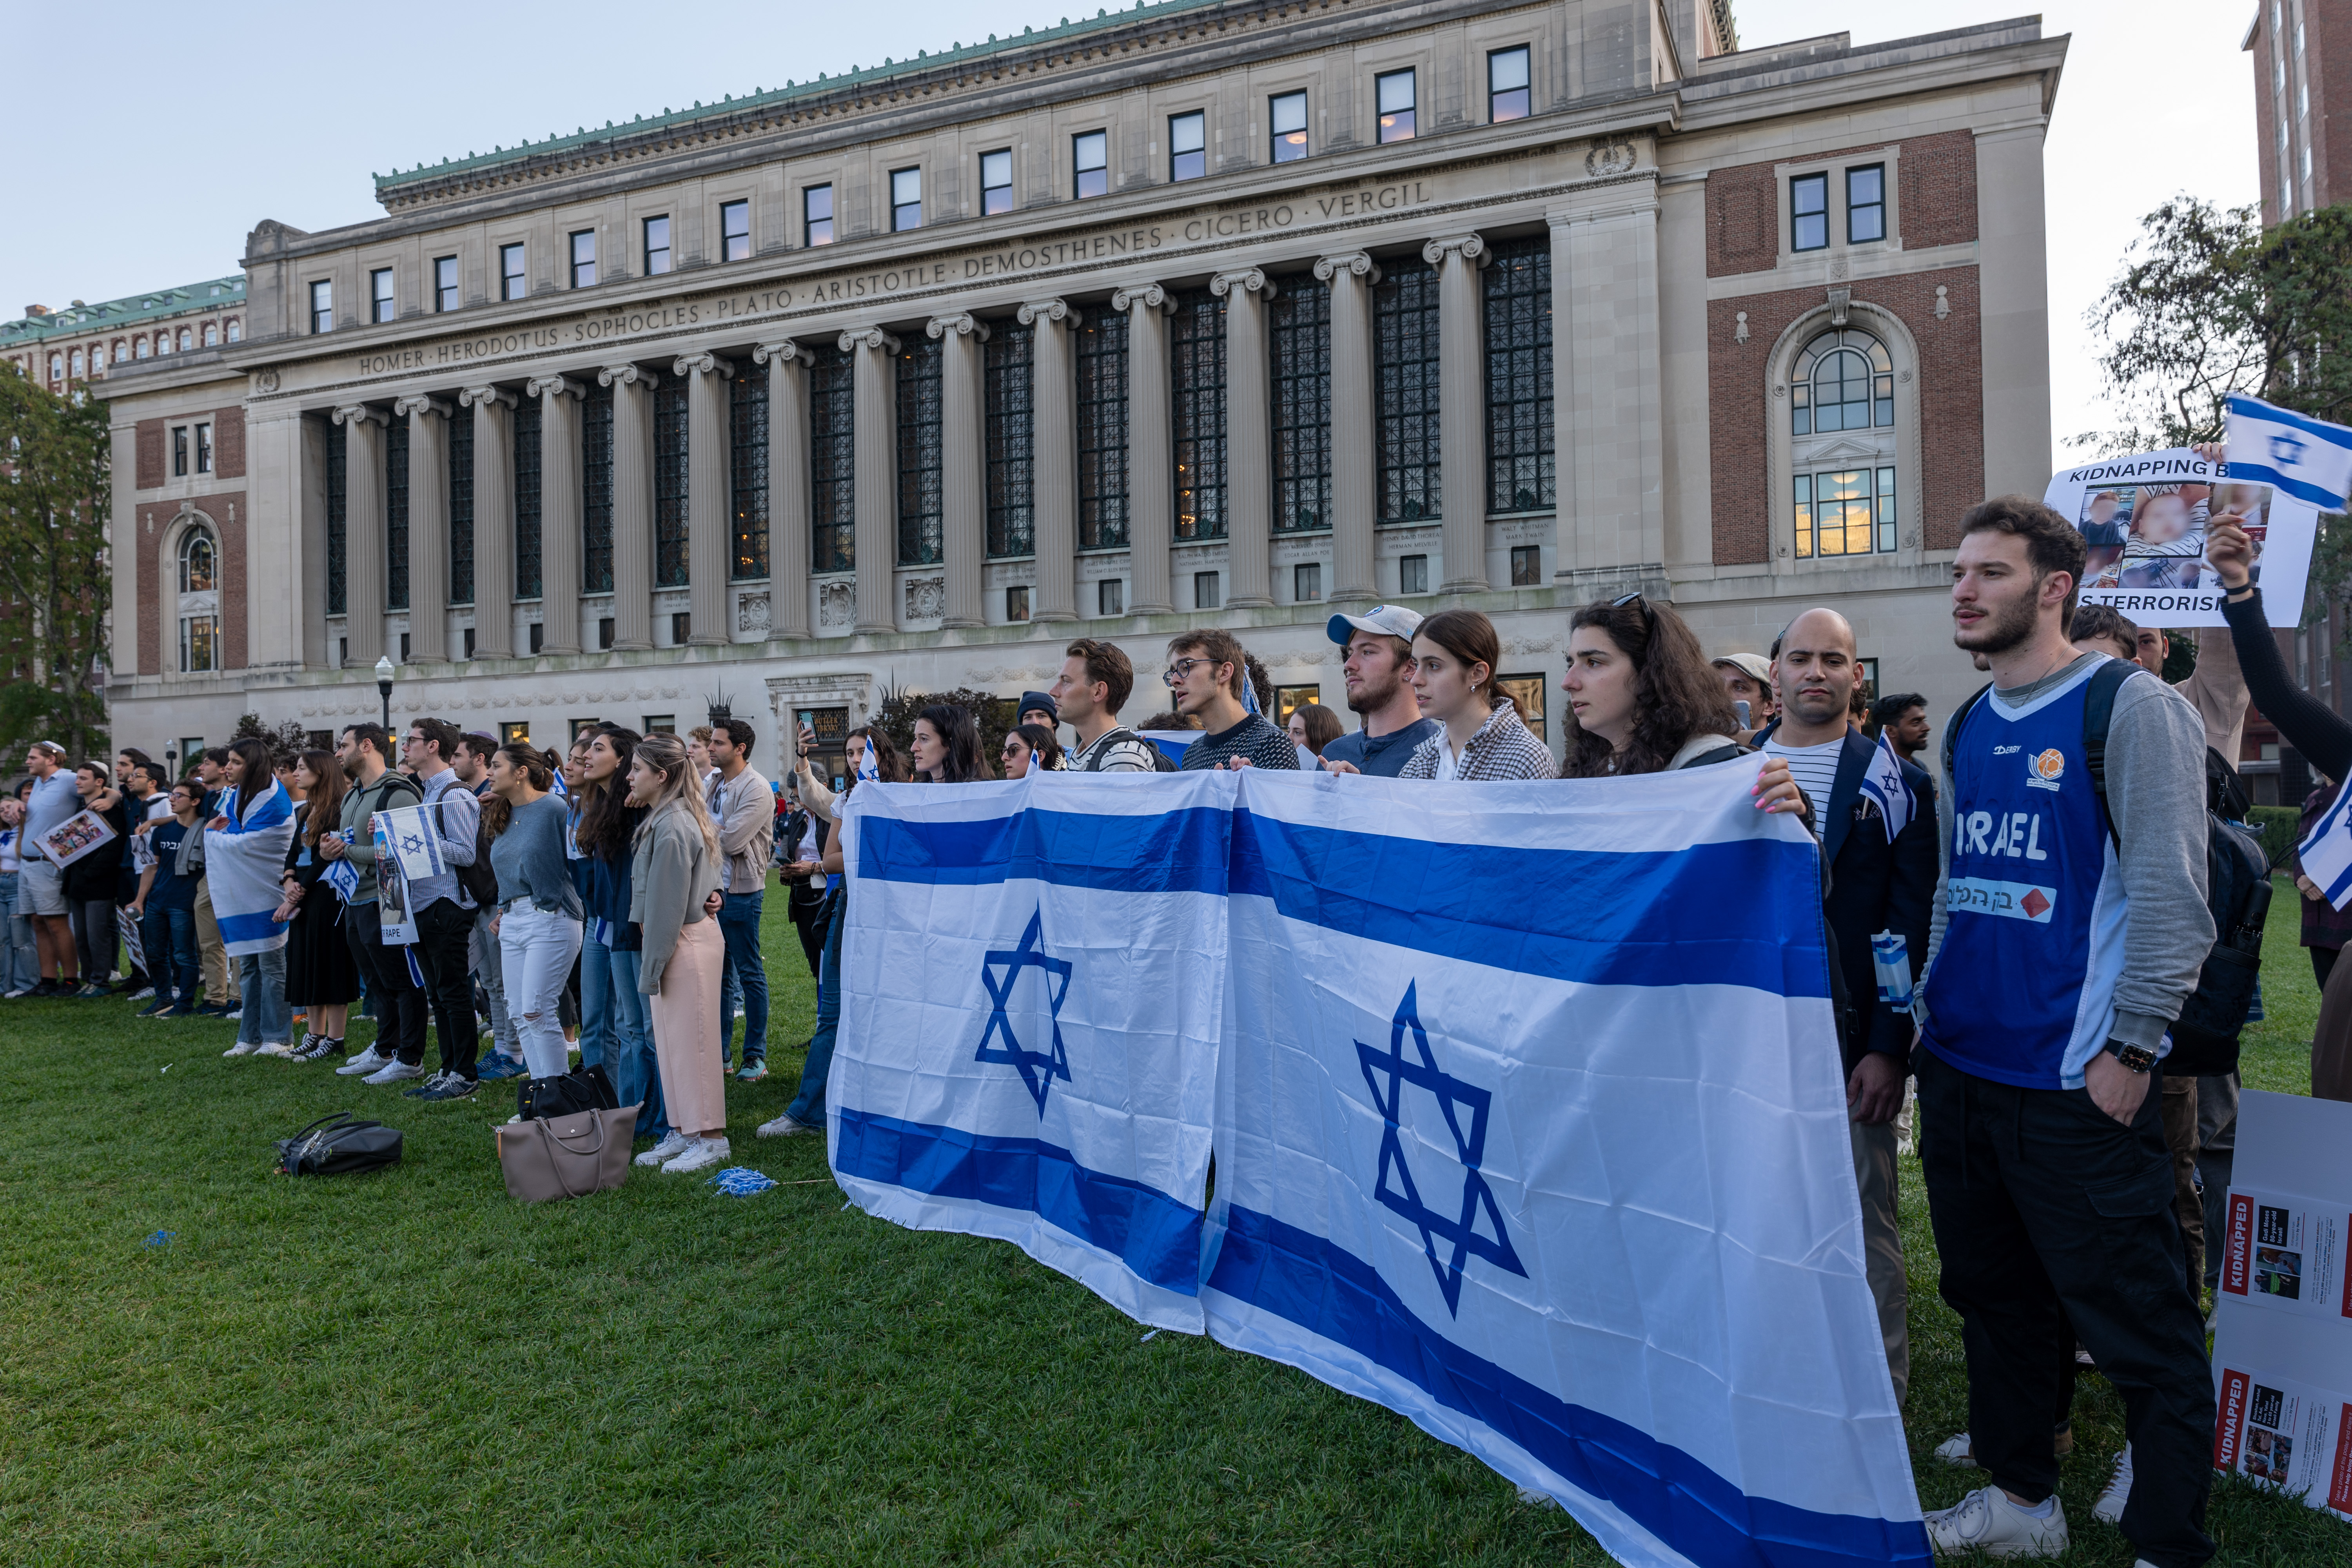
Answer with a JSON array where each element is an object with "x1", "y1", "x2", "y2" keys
[{"x1": 1163, "y1": 657, "x2": 1216, "y2": 687}]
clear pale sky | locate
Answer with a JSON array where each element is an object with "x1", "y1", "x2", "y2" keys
[{"x1": 7, "y1": 0, "x2": 2254, "y2": 462}]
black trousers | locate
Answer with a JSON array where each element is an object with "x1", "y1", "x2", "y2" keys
[
  {"x1": 413, "y1": 899, "x2": 479, "y2": 1079},
  {"x1": 1915, "y1": 1049, "x2": 2214, "y2": 1568},
  {"x1": 787, "y1": 886, "x2": 828, "y2": 978},
  {"x1": 344, "y1": 912, "x2": 426, "y2": 1065}
]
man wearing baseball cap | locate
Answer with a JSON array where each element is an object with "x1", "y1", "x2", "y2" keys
[
  {"x1": 1318, "y1": 606, "x2": 1440, "y2": 777},
  {"x1": 16, "y1": 742, "x2": 85, "y2": 996},
  {"x1": 1711, "y1": 651, "x2": 1778, "y2": 730}
]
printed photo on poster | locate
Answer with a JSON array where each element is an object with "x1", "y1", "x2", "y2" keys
[
  {"x1": 370, "y1": 817, "x2": 417, "y2": 946},
  {"x1": 2043, "y1": 448, "x2": 2315, "y2": 629},
  {"x1": 37, "y1": 808, "x2": 119, "y2": 868},
  {"x1": 2222, "y1": 1188, "x2": 2351, "y2": 1319},
  {"x1": 2213, "y1": 1363, "x2": 2352, "y2": 1522}
]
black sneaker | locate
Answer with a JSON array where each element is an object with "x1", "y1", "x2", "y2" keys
[
  {"x1": 419, "y1": 1075, "x2": 479, "y2": 1102},
  {"x1": 402, "y1": 1069, "x2": 452, "y2": 1099},
  {"x1": 290, "y1": 1034, "x2": 338, "y2": 1062},
  {"x1": 29, "y1": 979, "x2": 60, "y2": 998}
]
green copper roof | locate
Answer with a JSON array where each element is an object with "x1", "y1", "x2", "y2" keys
[
  {"x1": 1, "y1": 276, "x2": 246, "y2": 347},
  {"x1": 374, "y1": 0, "x2": 1230, "y2": 197}
]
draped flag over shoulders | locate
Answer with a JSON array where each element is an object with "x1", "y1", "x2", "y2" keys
[
  {"x1": 203, "y1": 779, "x2": 298, "y2": 956},
  {"x1": 833, "y1": 770, "x2": 1231, "y2": 1331}
]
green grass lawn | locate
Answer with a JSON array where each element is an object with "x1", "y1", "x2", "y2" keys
[{"x1": 0, "y1": 887, "x2": 2340, "y2": 1565}]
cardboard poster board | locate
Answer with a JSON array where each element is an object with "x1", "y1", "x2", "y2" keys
[{"x1": 2042, "y1": 448, "x2": 2315, "y2": 629}]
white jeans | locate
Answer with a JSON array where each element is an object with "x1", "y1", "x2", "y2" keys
[{"x1": 498, "y1": 902, "x2": 584, "y2": 1079}]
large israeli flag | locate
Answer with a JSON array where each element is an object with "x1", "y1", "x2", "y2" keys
[
  {"x1": 1203, "y1": 764, "x2": 1927, "y2": 1568},
  {"x1": 832, "y1": 770, "x2": 1231, "y2": 1331},
  {"x1": 2227, "y1": 393, "x2": 2352, "y2": 512}
]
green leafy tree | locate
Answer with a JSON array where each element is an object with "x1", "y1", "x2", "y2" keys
[{"x1": 0, "y1": 364, "x2": 111, "y2": 769}]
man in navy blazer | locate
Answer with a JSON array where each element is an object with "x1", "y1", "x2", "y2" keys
[{"x1": 1757, "y1": 608, "x2": 1940, "y2": 1404}]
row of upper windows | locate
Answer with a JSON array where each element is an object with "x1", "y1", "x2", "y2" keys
[
  {"x1": 309, "y1": 49, "x2": 1537, "y2": 333},
  {"x1": 25, "y1": 319, "x2": 243, "y2": 381},
  {"x1": 1789, "y1": 165, "x2": 1885, "y2": 253}
]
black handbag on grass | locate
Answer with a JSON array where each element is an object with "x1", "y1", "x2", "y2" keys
[
  {"x1": 275, "y1": 1112, "x2": 404, "y2": 1176},
  {"x1": 517, "y1": 1062, "x2": 618, "y2": 1122}
]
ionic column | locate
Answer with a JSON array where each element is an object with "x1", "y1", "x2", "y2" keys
[
  {"x1": 1424, "y1": 233, "x2": 1490, "y2": 592},
  {"x1": 526, "y1": 375, "x2": 584, "y2": 655},
  {"x1": 598, "y1": 363, "x2": 654, "y2": 650},
  {"x1": 927, "y1": 313, "x2": 991, "y2": 629},
  {"x1": 752, "y1": 341, "x2": 814, "y2": 640},
  {"x1": 1211, "y1": 268, "x2": 1278, "y2": 608},
  {"x1": 1112, "y1": 283, "x2": 1176, "y2": 615},
  {"x1": 1316, "y1": 252, "x2": 1382, "y2": 603},
  {"x1": 394, "y1": 393, "x2": 453, "y2": 660},
  {"x1": 459, "y1": 385, "x2": 518, "y2": 658},
  {"x1": 331, "y1": 404, "x2": 388, "y2": 666},
  {"x1": 839, "y1": 326, "x2": 900, "y2": 634},
  {"x1": 672, "y1": 352, "x2": 733, "y2": 646},
  {"x1": 1019, "y1": 298, "x2": 1078, "y2": 623}
]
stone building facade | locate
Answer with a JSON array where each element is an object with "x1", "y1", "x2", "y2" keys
[
  {"x1": 4, "y1": 278, "x2": 247, "y2": 393},
  {"x1": 96, "y1": 0, "x2": 2063, "y2": 777}
]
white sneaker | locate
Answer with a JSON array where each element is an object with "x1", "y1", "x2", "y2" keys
[
  {"x1": 661, "y1": 1135, "x2": 730, "y2": 1174},
  {"x1": 252, "y1": 1041, "x2": 294, "y2": 1058},
  {"x1": 336, "y1": 1045, "x2": 391, "y2": 1076},
  {"x1": 222, "y1": 1041, "x2": 257, "y2": 1057},
  {"x1": 1933, "y1": 1432, "x2": 1976, "y2": 1468},
  {"x1": 2092, "y1": 1445, "x2": 2132, "y2": 1525},
  {"x1": 362, "y1": 1059, "x2": 426, "y2": 1085},
  {"x1": 756, "y1": 1111, "x2": 821, "y2": 1138},
  {"x1": 131, "y1": 987, "x2": 155, "y2": 1000},
  {"x1": 635, "y1": 1131, "x2": 690, "y2": 1168},
  {"x1": 1924, "y1": 1487, "x2": 2069, "y2": 1558}
]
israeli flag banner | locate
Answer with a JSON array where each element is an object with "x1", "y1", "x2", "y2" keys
[
  {"x1": 832, "y1": 771, "x2": 1232, "y2": 1331},
  {"x1": 1204, "y1": 765, "x2": 1926, "y2": 1568},
  {"x1": 2227, "y1": 393, "x2": 2352, "y2": 513},
  {"x1": 1856, "y1": 730, "x2": 1915, "y2": 845},
  {"x1": 378, "y1": 804, "x2": 446, "y2": 883},
  {"x1": 2295, "y1": 782, "x2": 2352, "y2": 910}
]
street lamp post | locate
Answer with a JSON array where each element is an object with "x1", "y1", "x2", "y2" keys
[{"x1": 375, "y1": 655, "x2": 396, "y2": 733}]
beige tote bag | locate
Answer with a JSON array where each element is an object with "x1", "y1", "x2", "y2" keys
[{"x1": 495, "y1": 1102, "x2": 642, "y2": 1202}]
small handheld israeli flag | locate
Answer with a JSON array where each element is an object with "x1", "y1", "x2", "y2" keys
[
  {"x1": 377, "y1": 804, "x2": 446, "y2": 883},
  {"x1": 2227, "y1": 393, "x2": 2352, "y2": 512},
  {"x1": 323, "y1": 857, "x2": 361, "y2": 904},
  {"x1": 1872, "y1": 930, "x2": 1915, "y2": 1013},
  {"x1": 1855, "y1": 730, "x2": 1914, "y2": 844},
  {"x1": 2295, "y1": 784, "x2": 2352, "y2": 911}
]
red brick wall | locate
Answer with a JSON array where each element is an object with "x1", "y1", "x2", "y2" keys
[
  {"x1": 1707, "y1": 131, "x2": 1980, "y2": 278},
  {"x1": 1707, "y1": 268, "x2": 1984, "y2": 566},
  {"x1": 136, "y1": 492, "x2": 248, "y2": 675},
  {"x1": 211, "y1": 408, "x2": 245, "y2": 479},
  {"x1": 135, "y1": 419, "x2": 165, "y2": 491}
]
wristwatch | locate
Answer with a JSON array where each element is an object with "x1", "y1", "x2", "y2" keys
[{"x1": 2102, "y1": 1038, "x2": 2158, "y2": 1074}]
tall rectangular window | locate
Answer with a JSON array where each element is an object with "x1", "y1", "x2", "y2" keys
[
  {"x1": 172, "y1": 426, "x2": 189, "y2": 477},
  {"x1": 1846, "y1": 165, "x2": 1885, "y2": 244},
  {"x1": 1271, "y1": 276, "x2": 1332, "y2": 532},
  {"x1": 434, "y1": 255, "x2": 459, "y2": 312},
  {"x1": 1074, "y1": 131, "x2": 1109, "y2": 199},
  {"x1": 1791, "y1": 174, "x2": 1829, "y2": 252},
  {"x1": 513, "y1": 394, "x2": 543, "y2": 600},
  {"x1": 1270, "y1": 91, "x2": 1308, "y2": 163},
  {"x1": 891, "y1": 167, "x2": 922, "y2": 231},
  {"x1": 1376, "y1": 70, "x2": 1416, "y2": 143},
  {"x1": 582, "y1": 383, "x2": 614, "y2": 593},
  {"x1": 1171, "y1": 289, "x2": 1227, "y2": 541},
  {"x1": 569, "y1": 230, "x2": 597, "y2": 289},
  {"x1": 325, "y1": 417, "x2": 347, "y2": 616},
  {"x1": 897, "y1": 336, "x2": 945, "y2": 566},
  {"x1": 981, "y1": 150, "x2": 1014, "y2": 215},
  {"x1": 653, "y1": 370, "x2": 689, "y2": 588},
  {"x1": 1170, "y1": 111, "x2": 1207, "y2": 181},
  {"x1": 809, "y1": 344, "x2": 855, "y2": 573},
  {"x1": 309, "y1": 279, "x2": 333, "y2": 334},
  {"x1": 804, "y1": 184, "x2": 835, "y2": 246},
  {"x1": 370, "y1": 267, "x2": 396, "y2": 323},
  {"x1": 449, "y1": 409, "x2": 475, "y2": 606},
  {"x1": 720, "y1": 200, "x2": 751, "y2": 262},
  {"x1": 385, "y1": 417, "x2": 410, "y2": 610},
  {"x1": 1375, "y1": 262, "x2": 1442, "y2": 523},
  {"x1": 986, "y1": 323, "x2": 1034, "y2": 558},
  {"x1": 195, "y1": 422, "x2": 213, "y2": 474},
  {"x1": 1489, "y1": 46, "x2": 1531, "y2": 122},
  {"x1": 501, "y1": 243, "x2": 528, "y2": 300},
  {"x1": 1195, "y1": 571, "x2": 1221, "y2": 609},
  {"x1": 1483, "y1": 236, "x2": 1554, "y2": 514},
  {"x1": 1075, "y1": 309, "x2": 1130, "y2": 551},
  {"x1": 644, "y1": 216, "x2": 672, "y2": 276},
  {"x1": 730, "y1": 362, "x2": 768, "y2": 581}
]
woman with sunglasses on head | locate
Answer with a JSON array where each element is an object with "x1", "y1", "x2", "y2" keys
[
  {"x1": 1399, "y1": 610, "x2": 1556, "y2": 781},
  {"x1": 1000, "y1": 723, "x2": 1065, "y2": 780}
]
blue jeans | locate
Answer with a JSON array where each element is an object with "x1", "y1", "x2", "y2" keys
[
  {"x1": 717, "y1": 889, "x2": 769, "y2": 1067},
  {"x1": 785, "y1": 891, "x2": 844, "y2": 1127},
  {"x1": 0, "y1": 871, "x2": 36, "y2": 993},
  {"x1": 583, "y1": 938, "x2": 666, "y2": 1140},
  {"x1": 236, "y1": 946, "x2": 291, "y2": 1046},
  {"x1": 140, "y1": 902, "x2": 199, "y2": 1008}
]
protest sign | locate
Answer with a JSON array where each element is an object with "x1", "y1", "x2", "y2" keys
[
  {"x1": 37, "y1": 808, "x2": 118, "y2": 868},
  {"x1": 2042, "y1": 447, "x2": 2312, "y2": 629},
  {"x1": 2212, "y1": 1363, "x2": 2352, "y2": 1522},
  {"x1": 2221, "y1": 1188, "x2": 2352, "y2": 1319},
  {"x1": 369, "y1": 816, "x2": 417, "y2": 945}
]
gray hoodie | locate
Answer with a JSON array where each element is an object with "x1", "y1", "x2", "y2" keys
[{"x1": 628, "y1": 799, "x2": 722, "y2": 993}]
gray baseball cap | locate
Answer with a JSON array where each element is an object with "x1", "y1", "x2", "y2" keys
[{"x1": 1327, "y1": 604, "x2": 1425, "y2": 646}]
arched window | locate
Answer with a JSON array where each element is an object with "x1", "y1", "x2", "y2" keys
[
  {"x1": 203, "y1": 322, "x2": 218, "y2": 347},
  {"x1": 158, "y1": 332, "x2": 172, "y2": 355},
  {"x1": 49, "y1": 352, "x2": 63, "y2": 381},
  {"x1": 69, "y1": 349, "x2": 84, "y2": 377},
  {"x1": 135, "y1": 336, "x2": 151, "y2": 359},
  {"x1": 111, "y1": 339, "x2": 125, "y2": 364},
  {"x1": 178, "y1": 526, "x2": 220, "y2": 673},
  {"x1": 1790, "y1": 329, "x2": 1893, "y2": 435},
  {"x1": 1786, "y1": 326, "x2": 1902, "y2": 560},
  {"x1": 176, "y1": 328, "x2": 192, "y2": 352},
  {"x1": 225, "y1": 318, "x2": 241, "y2": 343}
]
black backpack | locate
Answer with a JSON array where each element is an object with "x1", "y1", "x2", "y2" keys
[
  {"x1": 457, "y1": 801, "x2": 501, "y2": 909},
  {"x1": 1945, "y1": 662, "x2": 2270, "y2": 1075},
  {"x1": 274, "y1": 1112, "x2": 405, "y2": 1176},
  {"x1": 1080, "y1": 726, "x2": 1181, "y2": 773}
]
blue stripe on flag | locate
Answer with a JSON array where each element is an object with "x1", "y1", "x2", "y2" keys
[
  {"x1": 835, "y1": 1109, "x2": 1204, "y2": 1293},
  {"x1": 857, "y1": 806, "x2": 1231, "y2": 895},
  {"x1": 2224, "y1": 457, "x2": 2341, "y2": 513},
  {"x1": 216, "y1": 910, "x2": 286, "y2": 945},
  {"x1": 2229, "y1": 392, "x2": 2352, "y2": 451},
  {"x1": 1209, "y1": 1204, "x2": 1931, "y2": 1568}
]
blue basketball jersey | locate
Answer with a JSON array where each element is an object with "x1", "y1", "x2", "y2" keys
[{"x1": 1919, "y1": 658, "x2": 2132, "y2": 1090}]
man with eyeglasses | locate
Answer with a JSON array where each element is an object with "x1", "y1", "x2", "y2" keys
[{"x1": 1165, "y1": 630, "x2": 1299, "y2": 771}]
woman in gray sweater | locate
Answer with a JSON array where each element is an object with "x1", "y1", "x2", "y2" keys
[
  {"x1": 625, "y1": 731, "x2": 730, "y2": 1174},
  {"x1": 485, "y1": 745, "x2": 584, "y2": 1083}
]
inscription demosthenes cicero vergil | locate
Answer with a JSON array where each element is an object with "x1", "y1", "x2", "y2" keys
[{"x1": 341, "y1": 178, "x2": 1446, "y2": 382}]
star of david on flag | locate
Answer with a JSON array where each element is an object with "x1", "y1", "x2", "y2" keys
[
  {"x1": 2227, "y1": 393, "x2": 2352, "y2": 513},
  {"x1": 377, "y1": 804, "x2": 446, "y2": 882},
  {"x1": 1356, "y1": 981, "x2": 1526, "y2": 1317},
  {"x1": 1856, "y1": 730, "x2": 1915, "y2": 844},
  {"x1": 975, "y1": 908, "x2": 1074, "y2": 1114}
]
